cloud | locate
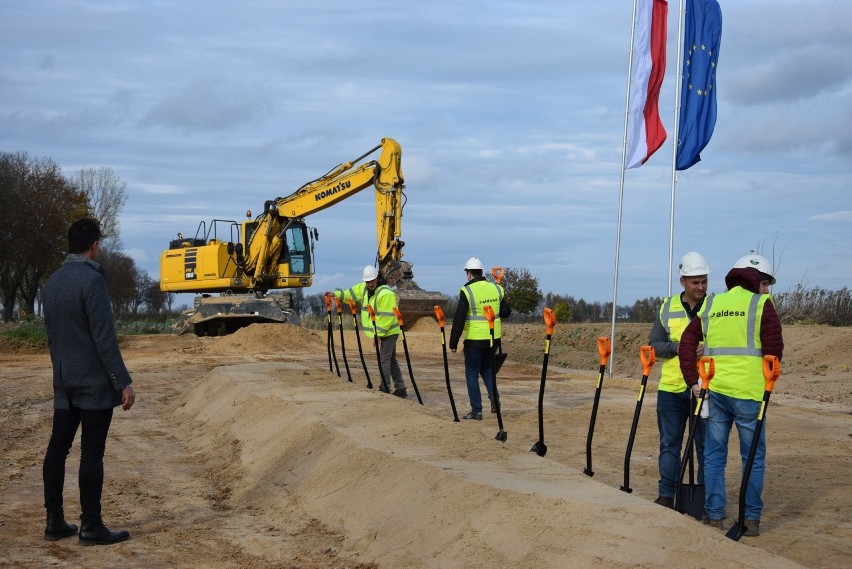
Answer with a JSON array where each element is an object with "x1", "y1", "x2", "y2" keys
[{"x1": 808, "y1": 210, "x2": 852, "y2": 221}]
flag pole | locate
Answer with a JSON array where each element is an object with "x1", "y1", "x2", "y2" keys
[
  {"x1": 609, "y1": 0, "x2": 641, "y2": 378},
  {"x1": 667, "y1": 0, "x2": 687, "y2": 296}
]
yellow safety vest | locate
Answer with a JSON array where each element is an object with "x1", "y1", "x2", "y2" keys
[
  {"x1": 462, "y1": 280, "x2": 505, "y2": 341},
  {"x1": 335, "y1": 283, "x2": 400, "y2": 338},
  {"x1": 700, "y1": 286, "x2": 770, "y2": 401},
  {"x1": 658, "y1": 294, "x2": 706, "y2": 394}
]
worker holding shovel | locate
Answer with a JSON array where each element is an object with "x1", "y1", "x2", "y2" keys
[
  {"x1": 332, "y1": 265, "x2": 408, "y2": 397},
  {"x1": 648, "y1": 252, "x2": 710, "y2": 509},
  {"x1": 449, "y1": 257, "x2": 511, "y2": 421},
  {"x1": 679, "y1": 253, "x2": 783, "y2": 536}
]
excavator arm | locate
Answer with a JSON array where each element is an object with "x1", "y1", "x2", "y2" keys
[{"x1": 244, "y1": 137, "x2": 411, "y2": 286}]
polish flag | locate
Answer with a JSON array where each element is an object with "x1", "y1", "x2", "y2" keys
[{"x1": 626, "y1": 0, "x2": 668, "y2": 169}]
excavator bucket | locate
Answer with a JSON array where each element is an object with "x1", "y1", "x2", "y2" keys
[{"x1": 173, "y1": 293, "x2": 292, "y2": 336}]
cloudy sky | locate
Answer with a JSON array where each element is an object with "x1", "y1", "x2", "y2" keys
[{"x1": 2, "y1": 0, "x2": 849, "y2": 306}]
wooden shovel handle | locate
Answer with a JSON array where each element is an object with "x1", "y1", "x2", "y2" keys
[{"x1": 640, "y1": 345, "x2": 655, "y2": 375}]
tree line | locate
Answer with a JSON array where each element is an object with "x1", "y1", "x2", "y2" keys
[{"x1": 0, "y1": 151, "x2": 172, "y2": 322}]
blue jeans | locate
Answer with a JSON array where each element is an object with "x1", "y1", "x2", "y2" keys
[
  {"x1": 463, "y1": 344, "x2": 494, "y2": 413},
  {"x1": 657, "y1": 389, "x2": 705, "y2": 498},
  {"x1": 704, "y1": 391, "x2": 766, "y2": 521}
]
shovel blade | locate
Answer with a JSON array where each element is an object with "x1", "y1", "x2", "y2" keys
[
  {"x1": 495, "y1": 352, "x2": 508, "y2": 373},
  {"x1": 530, "y1": 441, "x2": 547, "y2": 457},
  {"x1": 676, "y1": 483, "x2": 705, "y2": 521},
  {"x1": 495, "y1": 430, "x2": 508, "y2": 442},
  {"x1": 725, "y1": 522, "x2": 744, "y2": 541}
]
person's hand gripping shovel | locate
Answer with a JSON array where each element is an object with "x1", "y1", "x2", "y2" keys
[
  {"x1": 620, "y1": 345, "x2": 655, "y2": 492},
  {"x1": 366, "y1": 305, "x2": 388, "y2": 393},
  {"x1": 393, "y1": 307, "x2": 423, "y2": 405},
  {"x1": 334, "y1": 297, "x2": 352, "y2": 382},
  {"x1": 726, "y1": 355, "x2": 780, "y2": 541},
  {"x1": 584, "y1": 336, "x2": 611, "y2": 476},
  {"x1": 530, "y1": 307, "x2": 556, "y2": 457},
  {"x1": 346, "y1": 297, "x2": 372, "y2": 389},
  {"x1": 324, "y1": 293, "x2": 340, "y2": 377},
  {"x1": 675, "y1": 356, "x2": 714, "y2": 519},
  {"x1": 434, "y1": 305, "x2": 459, "y2": 422},
  {"x1": 483, "y1": 305, "x2": 507, "y2": 442}
]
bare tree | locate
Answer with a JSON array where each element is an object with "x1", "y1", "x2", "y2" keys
[{"x1": 76, "y1": 166, "x2": 128, "y2": 248}]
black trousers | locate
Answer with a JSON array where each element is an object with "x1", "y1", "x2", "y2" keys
[{"x1": 43, "y1": 406, "x2": 113, "y2": 524}]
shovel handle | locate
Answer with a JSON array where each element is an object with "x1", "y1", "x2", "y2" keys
[
  {"x1": 393, "y1": 306, "x2": 404, "y2": 326},
  {"x1": 640, "y1": 345, "x2": 655, "y2": 375},
  {"x1": 346, "y1": 297, "x2": 358, "y2": 315},
  {"x1": 483, "y1": 305, "x2": 496, "y2": 329},
  {"x1": 434, "y1": 305, "x2": 445, "y2": 327},
  {"x1": 597, "y1": 336, "x2": 611, "y2": 366},
  {"x1": 367, "y1": 304, "x2": 377, "y2": 323},
  {"x1": 543, "y1": 307, "x2": 556, "y2": 335},
  {"x1": 697, "y1": 356, "x2": 715, "y2": 390},
  {"x1": 334, "y1": 296, "x2": 343, "y2": 314},
  {"x1": 491, "y1": 267, "x2": 504, "y2": 285},
  {"x1": 763, "y1": 355, "x2": 780, "y2": 392},
  {"x1": 324, "y1": 293, "x2": 333, "y2": 312}
]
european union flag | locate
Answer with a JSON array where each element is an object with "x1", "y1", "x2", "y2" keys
[{"x1": 676, "y1": 0, "x2": 722, "y2": 170}]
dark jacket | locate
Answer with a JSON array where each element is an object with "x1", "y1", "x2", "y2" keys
[
  {"x1": 43, "y1": 254, "x2": 133, "y2": 410},
  {"x1": 678, "y1": 267, "x2": 783, "y2": 386}
]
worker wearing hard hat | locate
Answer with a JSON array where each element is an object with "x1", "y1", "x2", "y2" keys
[
  {"x1": 648, "y1": 252, "x2": 710, "y2": 510},
  {"x1": 334, "y1": 265, "x2": 407, "y2": 397},
  {"x1": 679, "y1": 254, "x2": 783, "y2": 536},
  {"x1": 449, "y1": 257, "x2": 511, "y2": 420}
]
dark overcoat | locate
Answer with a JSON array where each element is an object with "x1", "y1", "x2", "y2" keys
[{"x1": 43, "y1": 254, "x2": 132, "y2": 410}]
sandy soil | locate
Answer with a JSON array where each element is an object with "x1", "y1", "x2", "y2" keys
[{"x1": 0, "y1": 322, "x2": 849, "y2": 568}]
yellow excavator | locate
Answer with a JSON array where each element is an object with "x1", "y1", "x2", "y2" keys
[{"x1": 160, "y1": 137, "x2": 446, "y2": 335}]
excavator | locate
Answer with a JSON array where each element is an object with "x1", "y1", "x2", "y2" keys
[{"x1": 160, "y1": 137, "x2": 446, "y2": 336}]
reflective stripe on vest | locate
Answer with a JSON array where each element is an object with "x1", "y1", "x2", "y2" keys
[
  {"x1": 700, "y1": 287, "x2": 768, "y2": 401},
  {"x1": 462, "y1": 281, "x2": 504, "y2": 340},
  {"x1": 658, "y1": 295, "x2": 701, "y2": 394}
]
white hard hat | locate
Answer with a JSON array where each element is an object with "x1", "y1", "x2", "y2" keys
[
  {"x1": 362, "y1": 265, "x2": 379, "y2": 281},
  {"x1": 733, "y1": 254, "x2": 776, "y2": 285},
  {"x1": 464, "y1": 256, "x2": 484, "y2": 271},
  {"x1": 679, "y1": 252, "x2": 710, "y2": 277}
]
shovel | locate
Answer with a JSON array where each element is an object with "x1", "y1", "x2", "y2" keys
[
  {"x1": 584, "y1": 336, "x2": 612, "y2": 477},
  {"x1": 346, "y1": 297, "x2": 372, "y2": 389},
  {"x1": 334, "y1": 297, "x2": 352, "y2": 382},
  {"x1": 675, "y1": 356, "x2": 714, "y2": 519},
  {"x1": 324, "y1": 294, "x2": 340, "y2": 377},
  {"x1": 530, "y1": 307, "x2": 556, "y2": 457},
  {"x1": 678, "y1": 389, "x2": 704, "y2": 519},
  {"x1": 490, "y1": 267, "x2": 508, "y2": 373},
  {"x1": 434, "y1": 305, "x2": 460, "y2": 422},
  {"x1": 483, "y1": 305, "x2": 507, "y2": 442},
  {"x1": 393, "y1": 307, "x2": 423, "y2": 405},
  {"x1": 726, "y1": 355, "x2": 780, "y2": 541},
  {"x1": 620, "y1": 345, "x2": 655, "y2": 493},
  {"x1": 366, "y1": 305, "x2": 388, "y2": 392}
]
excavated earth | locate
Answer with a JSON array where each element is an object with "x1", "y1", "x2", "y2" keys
[{"x1": 0, "y1": 321, "x2": 850, "y2": 568}]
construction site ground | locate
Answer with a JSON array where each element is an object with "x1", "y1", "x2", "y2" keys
[{"x1": 0, "y1": 321, "x2": 849, "y2": 568}]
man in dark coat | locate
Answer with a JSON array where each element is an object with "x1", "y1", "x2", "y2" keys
[{"x1": 42, "y1": 218, "x2": 135, "y2": 545}]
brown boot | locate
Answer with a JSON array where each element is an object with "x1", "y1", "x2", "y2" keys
[{"x1": 653, "y1": 496, "x2": 674, "y2": 509}]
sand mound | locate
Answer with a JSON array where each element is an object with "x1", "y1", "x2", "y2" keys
[
  {"x1": 209, "y1": 323, "x2": 326, "y2": 354},
  {"x1": 173, "y1": 361, "x2": 806, "y2": 569}
]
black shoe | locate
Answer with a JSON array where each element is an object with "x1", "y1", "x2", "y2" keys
[
  {"x1": 44, "y1": 510, "x2": 78, "y2": 541},
  {"x1": 392, "y1": 388, "x2": 408, "y2": 398},
  {"x1": 653, "y1": 496, "x2": 675, "y2": 509},
  {"x1": 379, "y1": 384, "x2": 390, "y2": 394},
  {"x1": 78, "y1": 521, "x2": 130, "y2": 546},
  {"x1": 462, "y1": 410, "x2": 483, "y2": 420}
]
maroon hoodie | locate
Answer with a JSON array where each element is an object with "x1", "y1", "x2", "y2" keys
[{"x1": 678, "y1": 268, "x2": 784, "y2": 386}]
